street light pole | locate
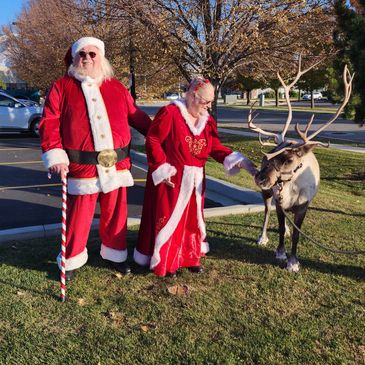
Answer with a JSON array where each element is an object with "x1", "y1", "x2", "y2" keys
[{"x1": 128, "y1": 18, "x2": 137, "y2": 101}]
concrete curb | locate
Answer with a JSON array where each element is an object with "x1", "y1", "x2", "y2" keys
[{"x1": 0, "y1": 204, "x2": 265, "y2": 244}]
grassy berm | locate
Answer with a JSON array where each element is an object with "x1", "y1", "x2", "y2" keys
[{"x1": 0, "y1": 135, "x2": 364, "y2": 365}]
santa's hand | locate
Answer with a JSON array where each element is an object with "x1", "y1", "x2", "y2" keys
[
  {"x1": 49, "y1": 163, "x2": 69, "y2": 180},
  {"x1": 238, "y1": 159, "x2": 258, "y2": 177},
  {"x1": 163, "y1": 177, "x2": 175, "y2": 188}
]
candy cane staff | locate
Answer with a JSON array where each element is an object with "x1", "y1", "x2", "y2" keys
[
  {"x1": 49, "y1": 171, "x2": 68, "y2": 302},
  {"x1": 60, "y1": 173, "x2": 67, "y2": 302}
]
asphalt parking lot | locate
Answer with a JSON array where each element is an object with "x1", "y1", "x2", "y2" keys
[{"x1": 0, "y1": 134, "x2": 148, "y2": 230}]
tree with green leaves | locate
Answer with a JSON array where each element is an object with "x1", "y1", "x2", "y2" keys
[{"x1": 332, "y1": 0, "x2": 365, "y2": 125}]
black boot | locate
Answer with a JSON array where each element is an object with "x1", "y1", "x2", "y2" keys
[
  {"x1": 109, "y1": 261, "x2": 131, "y2": 275},
  {"x1": 188, "y1": 266, "x2": 204, "y2": 274},
  {"x1": 65, "y1": 270, "x2": 76, "y2": 281}
]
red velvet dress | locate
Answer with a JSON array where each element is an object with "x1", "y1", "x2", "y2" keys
[{"x1": 134, "y1": 101, "x2": 244, "y2": 276}]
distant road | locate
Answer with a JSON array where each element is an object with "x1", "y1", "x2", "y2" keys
[{"x1": 138, "y1": 102, "x2": 365, "y2": 144}]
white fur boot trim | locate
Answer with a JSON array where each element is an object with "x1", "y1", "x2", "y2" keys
[
  {"x1": 100, "y1": 244, "x2": 127, "y2": 263},
  {"x1": 57, "y1": 248, "x2": 88, "y2": 271},
  {"x1": 133, "y1": 248, "x2": 151, "y2": 266}
]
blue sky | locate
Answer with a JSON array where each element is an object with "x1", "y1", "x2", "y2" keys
[{"x1": 0, "y1": 0, "x2": 27, "y2": 28}]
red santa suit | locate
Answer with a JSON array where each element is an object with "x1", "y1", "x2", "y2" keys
[
  {"x1": 134, "y1": 100, "x2": 246, "y2": 276},
  {"x1": 40, "y1": 72, "x2": 150, "y2": 271}
]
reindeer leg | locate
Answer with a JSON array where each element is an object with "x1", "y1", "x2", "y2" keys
[
  {"x1": 287, "y1": 202, "x2": 309, "y2": 273},
  {"x1": 257, "y1": 190, "x2": 273, "y2": 245},
  {"x1": 275, "y1": 203, "x2": 287, "y2": 261}
]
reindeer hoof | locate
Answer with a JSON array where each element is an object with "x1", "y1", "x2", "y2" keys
[
  {"x1": 275, "y1": 250, "x2": 287, "y2": 261},
  {"x1": 257, "y1": 236, "x2": 269, "y2": 246},
  {"x1": 286, "y1": 259, "x2": 300, "y2": 272}
]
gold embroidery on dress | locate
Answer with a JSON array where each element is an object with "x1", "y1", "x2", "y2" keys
[
  {"x1": 185, "y1": 136, "x2": 207, "y2": 156},
  {"x1": 156, "y1": 216, "x2": 167, "y2": 232}
]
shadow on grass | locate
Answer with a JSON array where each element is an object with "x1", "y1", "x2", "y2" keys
[
  {"x1": 0, "y1": 226, "x2": 364, "y2": 295},
  {"x1": 206, "y1": 227, "x2": 365, "y2": 281},
  {"x1": 309, "y1": 206, "x2": 365, "y2": 218},
  {"x1": 322, "y1": 172, "x2": 365, "y2": 182}
]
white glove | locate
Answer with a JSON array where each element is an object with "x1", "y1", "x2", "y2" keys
[{"x1": 238, "y1": 158, "x2": 258, "y2": 177}]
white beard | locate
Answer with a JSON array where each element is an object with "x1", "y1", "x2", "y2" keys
[
  {"x1": 68, "y1": 57, "x2": 114, "y2": 82},
  {"x1": 68, "y1": 64, "x2": 103, "y2": 80}
]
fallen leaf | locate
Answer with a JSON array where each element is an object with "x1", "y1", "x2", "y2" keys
[
  {"x1": 141, "y1": 325, "x2": 149, "y2": 332},
  {"x1": 17, "y1": 291, "x2": 25, "y2": 296},
  {"x1": 77, "y1": 298, "x2": 86, "y2": 306},
  {"x1": 114, "y1": 273, "x2": 123, "y2": 279},
  {"x1": 167, "y1": 284, "x2": 189, "y2": 296}
]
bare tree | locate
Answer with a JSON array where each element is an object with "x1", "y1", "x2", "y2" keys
[{"x1": 101, "y1": 0, "x2": 336, "y2": 115}]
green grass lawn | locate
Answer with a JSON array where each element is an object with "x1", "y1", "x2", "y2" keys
[{"x1": 0, "y1": 136, "x2": 364, "y2": 364}]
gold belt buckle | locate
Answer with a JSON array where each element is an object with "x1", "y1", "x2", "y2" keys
[{"x1": 97, "y1": 149, "x2": 118, "y2": 168}]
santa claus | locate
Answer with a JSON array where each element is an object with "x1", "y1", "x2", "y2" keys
[
  {"x1": 134, "y1": 77, "x2": 257, "y2": 277},
  {"x1": 40, "y1": 36, "x2": 151, "y2": 280}
]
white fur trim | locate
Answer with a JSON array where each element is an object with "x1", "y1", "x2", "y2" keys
[
  {"x1": 42, "y1": 148, "x2": 70, "y2": 169},
  {"x1": 173, "y1": 100, "x2": 209, "y2": 136},
  {"x1": 150, "y1": 165, "x2": 206, "y2": 269},
  {"x1": 67, "y1": 169, "x2": 134, "y2": 195},
  {"x1": 152, "y1": 163, "x2": 177, "y2": 186},
  {"x1": 72, "y1": 37, "x2": 105, "y2": 58},
  {"x1": 133, "y1": 248, "x2": 151, "y2": 266},
  {"x1": 223, "y1": 151, "x2": 245, "y2": 176},
  {"x1": 77, "y1": 74, "x2": 128, "y2": 194},
  {"x1": 100, "y1": 244, "x2": 128, "y2": 263},
  {"x1": 57, "y1": 248, "x2": 88, "y2": 271},
  {"x1": 201, "y1": 241, "x2": 210, "y2": 254}
]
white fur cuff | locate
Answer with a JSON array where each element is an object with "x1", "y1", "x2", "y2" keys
[
  {"x1": 201, "y1": 241, "x2": 210, "y2": 254},
  {"x1": 57, "y1": 248, "x2": 88, "y2": 271},
  {"x1": 133, "y1": 248, "x2": 151, "y2": 266},
  {"x1": 223, "y1": 151, "x2": 245, "y2": 176},
  {"x1": 100, "y1": 244, "x2": 128, "y2": 263},
  {"x1": 42, "y1": 148, "x2": 70, "y2": 169},
  {"x1": 152, "y1": 163, "x2": 177, "y2": 186}
]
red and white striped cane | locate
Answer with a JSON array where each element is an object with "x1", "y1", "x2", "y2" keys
[{"x1": 60, "y1": 175, "x2": 67, "y2": 302}]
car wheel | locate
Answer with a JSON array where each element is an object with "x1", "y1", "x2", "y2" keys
[{"x1": 30, "y1": 118, "x2": 41, "y2": 137}]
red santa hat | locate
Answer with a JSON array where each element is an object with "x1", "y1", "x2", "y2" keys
[{"x1": 71, "y1": 36, "x2": 105, "y2": 59}]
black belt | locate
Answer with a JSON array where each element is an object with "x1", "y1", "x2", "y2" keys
[{"x1": 66, "y1": 146, "x2": 129, "y2": 168}]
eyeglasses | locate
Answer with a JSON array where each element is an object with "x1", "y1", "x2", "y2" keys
[
  {"x1": 78, "y1": 51, "x2": 97, "y2": 59},
  {"x1": 194, "y1": 93, "x2": 213, "y2": 105}
]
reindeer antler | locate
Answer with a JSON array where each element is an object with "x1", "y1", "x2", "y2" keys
[
  {"x1": 247, "y1": 54, "x2": 325, "y2": 149},
  {"x1": 295, "y1": 65, "x2": 354, "y2": 144},
  {"x1": 264, "y1": 65, "x2": 354, "y2": 160},
  {"x1": 277, "y1": 53, "x2": 325, "y2": 141},
  {"x1": 248, "y1": 101, "x2": 281, "y2": 145}
]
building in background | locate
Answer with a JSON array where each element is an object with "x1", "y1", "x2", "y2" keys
[{"x1": 0, "y1": 34, "x2": 26, "y2": 90}]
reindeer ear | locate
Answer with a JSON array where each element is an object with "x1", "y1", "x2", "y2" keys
[{"x1": 294, "y1": 145, "x2": 316, "y2": 157}]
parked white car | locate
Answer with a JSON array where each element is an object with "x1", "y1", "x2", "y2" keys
[
  {"x1": 0, "y1": 91, "x2": 43, "y2": 136},
  {"x1": 302, "y1": 92, "x2": 323, "y2": 100},
  {"x1": 165, "y1": 92, "x2": 179, "y2": 100}
]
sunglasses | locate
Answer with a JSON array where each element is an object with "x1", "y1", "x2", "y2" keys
[
  {"x1": 78, "y1": 51, "x2": 97, "y2": 59},
  {"x1": 194, "y1": 93, "x2": 213, "y2": 105}
]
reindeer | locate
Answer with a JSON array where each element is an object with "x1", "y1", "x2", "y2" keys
[{"x1": 249, "y1": 59, "x2": 353, "y2": 272}]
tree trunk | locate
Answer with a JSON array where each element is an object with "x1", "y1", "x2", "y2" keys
[
  {"x1": 275, "y1": 89, "x2": 279, "y2": 107},
  {"x1": 210, "y1": 81, "x2": 220, "y2": 120},
  {"x1": 311, "y1": 90, "x2": 314, "y2": 109},
  {"x1": 246, "y1": 89, "x2": 251, "y2": 105}
]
